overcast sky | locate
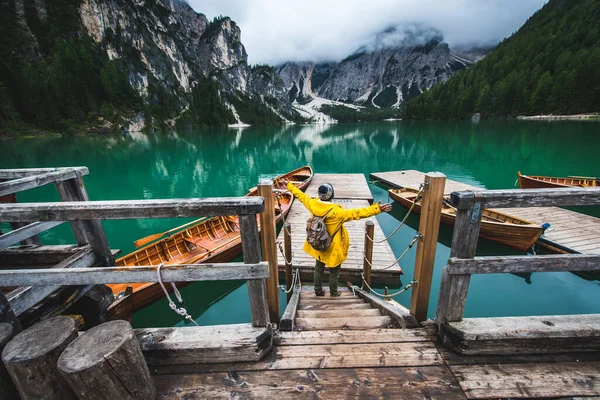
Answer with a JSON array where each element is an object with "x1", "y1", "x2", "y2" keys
[{"x1": 189, "y1": 0, "x2": 547, "y2": 65}]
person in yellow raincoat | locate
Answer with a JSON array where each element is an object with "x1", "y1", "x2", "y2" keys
[{"x1": 286, "y1": 181, "x2": 392, "y2": 297}]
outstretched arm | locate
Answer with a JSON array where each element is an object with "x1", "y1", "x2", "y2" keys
[
  {"x1": 341, "y1": 200, "x2": 392, "y2": 222},
  {"x1": 286, "y1": 181, "x2": 313, "y2": 209}
]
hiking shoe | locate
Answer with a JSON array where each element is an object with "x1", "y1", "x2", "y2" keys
[
  {"x1": 330, "y1": 291, "x2": 342, "y2": 297},
  {"x1": 315, "y1": 290, "x2": 325, "y2": 297}
]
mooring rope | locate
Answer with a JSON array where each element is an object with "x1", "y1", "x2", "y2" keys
[
  {"x1": 364, "y1": 234, "x2": 420, "y2": 270},
  {"x1": 156, "y1": 263, "x2": 200, "y2": 326},
  {"x1": 277, "y1": 240, "x2": 293, "y2": 265},
  {"x1": 358, "y1": 273, "x2": 417, "y2": 298},
  {"x1": 367, "y1": 185, "x2": 424, "y2": 244},
  {"x1": 279, "y1": 268, "x2": 300, "y2": 294}
]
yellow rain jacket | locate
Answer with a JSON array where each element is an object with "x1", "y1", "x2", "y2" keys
[{"x1": 287, "y1": 182, "x2": 382, "y2": 268}]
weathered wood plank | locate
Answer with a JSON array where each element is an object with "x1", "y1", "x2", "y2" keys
[
  {"x1": 436, "y1": 205, "x2": 480, "y2": 324},
  {"x1": 275, "y1": 328, "x2": 432, "y2": 346},
  {"x1": 444, "y1": 315, "x2": 600, "y2": 355},
  {"x1": 362, "y1": 220, "x2": 374, "y2": 289},
  {"x1": 0, "y1": 197, "x2": 265, "y2": 221},
  {"x1": 258, "y1": 180, "x2": 280, "y2": 323},
  {"x1": 295, "y1": 316, "x2": 395, "y2": 330},
  {"x1": 447, "y1": 254, "x2": 600, "y2": 275},
  {"x1": 0, "y1": 262, "x2": 269, "y2": 288},
  {"x1": 153, "y1": 366, "x2": 465, "y2": 399},
  {"x1": 0, "y1": 167, "x2": 88, "y2": 180},
  {"x1": 451, "y1": 187, "x2": 600, "y2": 209},
  {"x1": 0, "y1": 221, "x2": 64, "y2": 250},
  {"x1": 299, "y1": 297, "x2": 365, "y2": 305},
  {"x1": 136, "y1": 324, "x2": 273, "y2": 366},
  {"x1": 296, "y1": 309, "x2": 382, "y2": 318},
  {"x1": 152, "y1": 341, "x2": 444, "y2": 374},
  {"x1": 240, "y1": 214, "x2": 270, "y2": 328},
  {"x1": 0, "y1": 245, "x2": 121, "y2": 267},
  {"x1": 7, "y1": 246, "x2": 97, "y2": 316},
  {"x1": 451, "y1": 362, "x2": 600, "y2": 399},
  {"x1": 0, "y1": 169, "x2": 89, "y2": 196},
  {"x1": 297, "y1": 302, "x2": 373, "y2": 311},
  {"x1": 280, "y1": 288, "x2": 300, "y2": 331},
  {"x1": 349, "y1": 284, "x2": 419, "y2": 328}
]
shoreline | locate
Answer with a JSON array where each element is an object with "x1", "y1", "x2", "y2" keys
[{"x1": 517, "y1": 113, "x2": 600, "y2": 121}]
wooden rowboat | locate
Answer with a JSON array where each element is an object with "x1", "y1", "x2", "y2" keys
[
  {"x1": 388, "y1": 188, "x2": 545, "y2": 251},
  {"x1": 107, "y1": 165, "x2": 313, "y2": 319},
  {"x1": 518, "y1": 172, "x2": 599, "y2": 189}
]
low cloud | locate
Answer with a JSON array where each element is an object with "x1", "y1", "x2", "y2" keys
[{"x1": 190, "y1": 0, "x2": 547, "y2": 65}]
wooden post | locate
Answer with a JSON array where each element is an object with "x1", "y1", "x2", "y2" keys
[
  {"x1": 239, "y1": 214, "x2": 270, "y2": 327},
  {"x1": 0, "y1": 323, "x2": 19, "y2": 400},
  {"x1": 436, "y1": 200, "x2": 482, "y2": 325},
  {"x1": 258, "y1": 180, "x2": 280, "y2": 323},
  {"x1": 284, "y1": 223, "x2": 293, "y2": 302},
  {"x1": 57, "y1": 320, "x2": 155, "y2": 399},
  {"x1": 362, "y1": 221, "x2": 375, "y2": 290},
  {"x1": 410, "y1": 172, "x2": 446, "y2": 322},
  {"x1": 2, "y1": 316, "x2": 78, "y2": 399},
  {"x1": 56, "y1": 171, "x2": 115, "y2": 266}
]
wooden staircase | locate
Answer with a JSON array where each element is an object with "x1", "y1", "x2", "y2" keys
[{"x1": 293, "y1": 288, "x2": 397, "y2": 331}]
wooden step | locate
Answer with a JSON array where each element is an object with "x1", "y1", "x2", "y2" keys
[
  {"x1": 295, "y1": 316, "x2": 395, "y2": 331},
  {"x1": 296, "y1": 309, "x2": 382, "y2": 318},
  {"x1": 299, "y1": 298, "x2": 365, "y2": 305},
  {"x1": 298, "y1": 303, "x2": 373, "y2": 311},
  {"x1": 275, "y1": 328, "x2": 432, "y2": 346}
]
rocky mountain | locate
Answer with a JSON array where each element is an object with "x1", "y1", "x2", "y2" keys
[
  {"x1": 275, "y1": 27, "x2": 486, "y2": 109},
  {"x1": 0, "y1": 0, "x2": 292, "y2": 133}
]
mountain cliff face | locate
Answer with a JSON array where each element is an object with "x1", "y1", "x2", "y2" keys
[
  {"x1": 0, "y1": 0, "x2": 287, "y2": 133},
  {"x1": 275, "y1": 28, "x2": 486, "y2": 109}
]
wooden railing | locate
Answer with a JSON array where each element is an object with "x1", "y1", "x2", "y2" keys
[
  {"x1": 0, "y1": 194, "x2": 271, "y2": 328},
  {"x1": 436, "y1": 187, "x2": 600, "y2": 324}
]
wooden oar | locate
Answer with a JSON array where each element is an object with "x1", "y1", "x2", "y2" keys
[{"x1": 133, "y1": 217, "x2": 211, "y2": 248}]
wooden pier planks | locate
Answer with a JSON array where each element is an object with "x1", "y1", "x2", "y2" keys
[
  {"x1": 277, "y1": 173, "x2": 400, "y2": 284},
  {"x1": 370, "y1": 169, "x2": 600, "y2": 255}
]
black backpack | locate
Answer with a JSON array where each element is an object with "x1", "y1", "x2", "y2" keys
[{"x1": 306, "y1": 208, "x2": 341, "y2": 251}]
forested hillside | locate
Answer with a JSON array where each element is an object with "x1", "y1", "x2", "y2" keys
[{"x1": 402, "y1": 0, "x2": 600, "y2": 119}]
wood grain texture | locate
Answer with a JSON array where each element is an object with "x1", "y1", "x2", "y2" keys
[
  {"x1": 7, "y1": 246, "x2": 97, "y2": 316},
  {"x1": 451, "y1": 187, "x2": 600, "y2": 209},
  {"x1": 0, "y1": 221, "x2": 64, "y2": 250},
  {"x1": 362, "y1": 221, "x2": 374, "y2": 289},
  {"x1": 447, "y1": 253, "x2": 600, "y2": 274},
  {"x1": 258, "y1": 180, "x2": 280, "y2": 323},
  {"x1": 240, "y1": 214, "x2": 270, "y2": 328},
  {"x1": 349, "y1": 285, "x2": 419, "y2": 328},
  {"x1": 451, "y1": 361, "x2": 600, "y2": 399},
  {"x1": 411, "y1": 172, "x2": 445, "y2": 322},
  {"x1": 0, "y1": 323, "x2": 19, "y2": 400},
  {"x1": 274, "y1": 328, "x2": 432, "y2": 346},
  {"x1": 280, "y1": 288, "x2": 300, "y2": 331},
  {"x1": 0, "y1": 262, "x2": 269, "y2": 287},
  {"x1": 0, "y1": 169, "x2": 86, "y2": 197},
  {"x1": 305, "y1": 173, "x2": 373, "y2": 202},
  {"x1": 295, "y1": 316, "x2": 395, "y2": 330},
  {"x1": 2, "y1": 316, "x2": 78, "y2": 399},
  {"x1": 58, "y1": 320, "x2": 155, "y2": 400},
  {"x1": 0, "y1": 197, "x2": 264, "y2": 221},
  {"x1": 153, "y1": 366, "x2": 465, "y2": 399},
  {"x1": 135, "y1": 324, "x2": 273, "y2": 366},
  {"x1": 0, "y1": 167, "x2": 88, "y2": 180},
  {"x1": 284, "y1": 224, "x2": 293, "y2": 302}
]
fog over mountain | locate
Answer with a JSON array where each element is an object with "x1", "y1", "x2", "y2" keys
[{"x1": 191, "y1": 0, "x2": 547, "y2": 64}]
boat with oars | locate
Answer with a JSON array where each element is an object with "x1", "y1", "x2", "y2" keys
[
  {"x1": 518, "y1": 172, "x2": 599, "y2": 189},
  {"x1": 107, "y1": 165, "x2": 313, "y2": 319},
  {"x1": 388, "y1": 187, "x2": 545, "y2": 251}
]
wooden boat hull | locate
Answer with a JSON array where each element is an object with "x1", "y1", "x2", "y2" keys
[
  {"x1": 388, "y1": 188, "x2": 544, "y2": 251},
  {"x1": 108, "y1": 166, "x2": 313, "y2": 319},
  {"x1": 518, "y1": 172, "x2": 599, "y2": 189}
]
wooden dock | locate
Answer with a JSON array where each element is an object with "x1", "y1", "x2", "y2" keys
[
  {"x1": 370, "y1": 170, "x2": 600, "y2": 254},
  {"x1": 277, "y1": 173, "x2": 401, "y2": 285}
]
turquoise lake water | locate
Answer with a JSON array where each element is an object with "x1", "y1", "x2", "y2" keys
[{"x1": 1, "y1": 120, "x2": 599, "y2": 326}]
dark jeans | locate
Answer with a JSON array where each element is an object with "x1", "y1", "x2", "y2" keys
[{"x1": 314, "y1": 260, "x2": 341, "y2": 294}]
